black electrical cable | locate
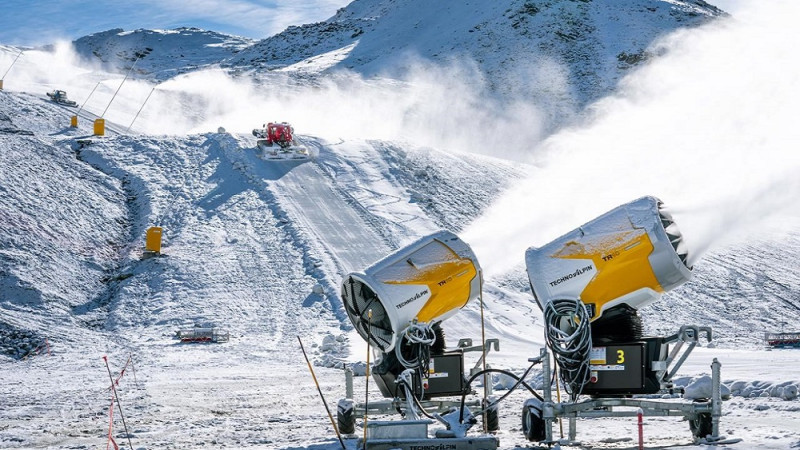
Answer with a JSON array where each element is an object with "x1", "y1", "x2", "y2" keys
[
  {"x1": 544, "y1": 298, "x2": 592, "y2": 399},
  {"x1": 458, "y1": 362, "x2": 544, "y2": 423},
  {"x1": 401, "y1": 380, "x2": 438, "y2": 420}
]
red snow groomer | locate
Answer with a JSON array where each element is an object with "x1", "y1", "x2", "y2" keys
[{"x1": 252, "y1": 122, "x2": 310, "y2": 160}]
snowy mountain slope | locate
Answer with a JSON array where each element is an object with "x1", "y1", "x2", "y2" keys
[
  {"x1": 339, "y1": 141, "x2": 530, "y2": 233},
  {"x1": 0, "y1": 91, "x2": 129, "y2": 355},
  {"x1": 224, "y1": 0, "x2": 723, "y2": 112},
  {"x1": 71, "y1": 27, "x2": 254, "y2": 81},
  {"x1": 645, "y1": 231, "x2": 800, "y2": 346},
  {"x1": 2, "y1": 82, "x2": 800, "y2": 449},
  {"x1": 3, "y1": 2, "x2": 800, "y2": 447}
]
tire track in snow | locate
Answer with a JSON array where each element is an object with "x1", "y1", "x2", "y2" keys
[{"x1": 215, "y1": 133, "x2": 391, "y2": 333}]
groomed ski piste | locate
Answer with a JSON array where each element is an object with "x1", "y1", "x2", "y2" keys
[{"x1": 2, "y1": 1, "x2": 800, "y2": 449}]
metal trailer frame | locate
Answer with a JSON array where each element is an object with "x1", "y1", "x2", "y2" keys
[
  {"x1": 342, "y1": 338, "x2": 500, "y2": 419},
  {"x1": 175, "y1": 327, "x2": 230, "y2": 343},
  {"x1": 765, "y1": 331, "x2": 800, "y2": 348},
  {"x1": 536, "y1": 325, "x2": 722, "y2": 444}
]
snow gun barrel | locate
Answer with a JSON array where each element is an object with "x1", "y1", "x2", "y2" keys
[
  {"x1": 341, "y1": 230, "x2": 482, "y2": 352},
  {"x1": 525, "y1": 195, "x2": 692, "y2": 322}
]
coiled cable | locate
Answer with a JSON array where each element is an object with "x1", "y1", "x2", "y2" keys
[
  {"x1": 544, "y1": 298, "x2": 592, "y2": 399},
  {"x1": 395, "y1": 322, "x2": 436, "y2": 372}
]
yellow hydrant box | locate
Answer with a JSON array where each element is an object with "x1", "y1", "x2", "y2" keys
[
  {"x1": 93, "y1": 118, "x2": 105, "y2": 136},
  {"x1": 145, "y1": 226, "x2": 162, "y2": 254}
]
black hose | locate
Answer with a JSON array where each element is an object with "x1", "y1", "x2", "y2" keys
[
  {"x1": 396, "y1": 379, "x2": 438, "y2": 420},
  {"x1": 458, "y1": 362, "x2": 544, "y2": 423}
]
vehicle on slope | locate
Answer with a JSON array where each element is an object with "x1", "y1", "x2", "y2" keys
[
  {"x1": 251, "y1": 121, "x2": 310, "y2": 160},
  {"x1": 46, "y1": 90, "x2": 78, "y2": 107},
  {"x1": 175, "y1": 327, "x2": 230, "y2": 343}
]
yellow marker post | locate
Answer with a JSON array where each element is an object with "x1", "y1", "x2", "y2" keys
[
  {"x1": 93, "y1": 118, "x2": 105, "y2": 136},
  {"x1": 145, "y1": 226, "x2": 162, "y2": 254},
  {"x1": 70, "y1": 115, "x2": 78, "y2": 128},
  {"x1": 0, "y1": 79, "x2": 3, "y2": 90}
]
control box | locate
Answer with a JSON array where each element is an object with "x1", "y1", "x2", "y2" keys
[
  {"x1": 582, "y1": 337, "x2": 667, "y2": 396},
  {"x1": 372, "y1": 351, "x2": 467, "y2": 399}
]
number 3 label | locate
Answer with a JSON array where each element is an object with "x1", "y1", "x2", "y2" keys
[{"x1": 616, "y1": 349, "x2": 625, "y2": 364}]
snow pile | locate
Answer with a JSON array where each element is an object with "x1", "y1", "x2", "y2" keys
[{"x1": 728, "y1": 380, "x2": 800, "y2": 401}]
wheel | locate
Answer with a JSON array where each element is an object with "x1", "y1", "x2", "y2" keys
[
  {"x1": 689, "y1": 412, "x2": 712, "y2": 439},
  {"x1": 482, "y1": 396, "x2": 499, "y2": 432},
  {"x1": 337, "y1": 399, "x2": 355, "y2": 435},
  {"x1": 521, "y1": 398, "x2": 545, "y2": 442}
]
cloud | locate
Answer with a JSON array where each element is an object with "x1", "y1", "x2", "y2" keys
[{"x1": 0, "y1": 0, "x2": 350, "y2": 45}]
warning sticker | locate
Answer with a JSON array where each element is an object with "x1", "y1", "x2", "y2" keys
[
  {"x1": 590, "y1": 364, "x2": 624, "y2": 371},
  {"x1": 590, "y1": 347, "x2": 606, "y2": 365},
  {"x1": 429, "y1": 372, "x2": 449, "y2": 379}
]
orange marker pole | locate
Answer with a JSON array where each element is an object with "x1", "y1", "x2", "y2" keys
[
  {"x1": 103, "y1": 356, "x2": 134, "y2": 450},
  {"x1": 637, "y1": 408, "x2": 644, "y2": 450}
]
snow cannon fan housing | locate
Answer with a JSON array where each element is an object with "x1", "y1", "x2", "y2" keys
[
  {"x1": 341, "y1": 230, "x2": 482, "y2": 353},
  {"x1": 525, "y1": 196, "x2": 692, "y2": 322}
]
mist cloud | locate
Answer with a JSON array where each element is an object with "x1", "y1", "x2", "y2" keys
[{"x1": 464, "y1": 0, "x2": 800, "y2": 276}]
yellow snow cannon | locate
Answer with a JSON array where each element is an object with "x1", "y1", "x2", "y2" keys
[
  {"x1": 339, "y1": 230, "x2": 498, "y2": 432},
  {"x1": 341, "y1": 230, "x2": 482, "y2": 353},
  {"x1": 520, "y1": 197, "x2": 722, "y2": 444},
  {"x1": 525, "y1": 195, "x2": 692, "y2": 323}
]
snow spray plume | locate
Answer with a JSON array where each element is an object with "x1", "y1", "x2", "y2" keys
[
  {"x1": 464, "y1": 0, "x2": 800, "y2": 276},
  {"x1": 135, "y1": 57, "x2": 560, "y2": 160},
  {"x1": 0, "y1": 42, "x2": 88, "y2": 92},
  {"x1": 0, "y1": 42, "x2": 158, "y2": 128}
]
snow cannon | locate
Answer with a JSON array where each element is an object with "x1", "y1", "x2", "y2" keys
[
  {"x1": 337, "y1": 231, "x2": 502, "y2": 442},
  {"x1": 342, "y1": 230, "x2": 482, "y2": 353},
  {"x1": 525, "y1": 195, "x2": 691, "y2": 324},
  {"x1": 523, "y1": 195, "x2": 703, "y2": 403}
]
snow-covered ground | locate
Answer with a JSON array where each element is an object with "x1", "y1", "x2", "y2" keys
[
  {"x1": 2, "y1": 1, "x2": 800, "y2": 449},
  {"x1": 2, "y1": 85, "x2": 799, "y2": 449}
]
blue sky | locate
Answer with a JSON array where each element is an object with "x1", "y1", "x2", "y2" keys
[
  {"x1": 0, "y1": 0, "x2": 750, "y2": 47},
  {"x1": 0, "y1": 0, "x2": 351, "y2": 46}
]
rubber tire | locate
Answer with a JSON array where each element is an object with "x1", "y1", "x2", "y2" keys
[
  {"x1": 690, "y1": 412, "x2": 712, "y2": 439},
  {"x1": 483, "y1": 397, "x2": 500, "y2": 432},
  {"x1": 337, "y1": 399, "x2": 355, "y2": 435},
  {"x1": 522, "y1": 404, "x2": 545, "y2": 442}
]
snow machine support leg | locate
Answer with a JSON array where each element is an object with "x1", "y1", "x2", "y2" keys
[
  {"x1": 345, "y1": 366, "x2": 354, "y2": 399},
  {"x1": 569, "y1": 416, "x2": 576, "y2": 442},
  {"x1": 541, "y1": 347, "x2": 554, "y2": 443},
  {"x1": 712, "y1": 358, "x2": 722, "y2": 439}
]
